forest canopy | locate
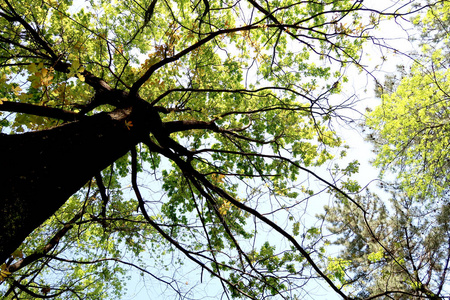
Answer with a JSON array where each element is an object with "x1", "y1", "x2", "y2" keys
[{"x1": 0, "y1": 0, "x2": 448, "y2": 299}]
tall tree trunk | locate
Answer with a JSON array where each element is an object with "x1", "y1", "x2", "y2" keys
[{"x1": 0, "y1": 107, "x2": 153, "y2": 263}]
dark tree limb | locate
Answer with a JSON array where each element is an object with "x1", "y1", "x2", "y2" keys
[
  {"x1": 94, "y1": 172, "x2": 109, "y2": 222},
  {"x1": 12, "y1": 280, "x2": 67, "y2": 299},
  {"x1": 0, "y1": 101, "x2": 81, "y2": 122}
]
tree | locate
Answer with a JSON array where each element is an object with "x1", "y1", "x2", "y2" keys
[
  {"x1": 322, "y1": 187, "x2": 450, "y2": 299},
  {"x1": 0, "y1": 0, "x2": 439, "y2": 299},
  {"x1": 367, "y1": 1, "x2": 450, "y2": 199},
  {"x1": 318, "y1": 2, "x2": 450, "y2": 299}
]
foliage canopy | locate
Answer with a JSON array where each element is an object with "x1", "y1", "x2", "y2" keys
[
  {"x1": 0, "y1": 0, "x2": 447, "y2": 299},
  {"x1": 328, "y1": 1, "x2": 450, "y2": 299}
]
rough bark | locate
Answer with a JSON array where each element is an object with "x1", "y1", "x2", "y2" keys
[{"x1": 0, "y1": 105, "x2": 155, "y2": 263}]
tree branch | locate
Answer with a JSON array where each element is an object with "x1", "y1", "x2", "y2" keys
[
  {"x1": 130, "y1": 24, "x2": 261, "y2": 96},
  {"x1": 130, "y1": 145, "x2": 258, "y2": 299},
  {"x1": 7, "y1": 210, "x2": 83, "y2": 274},
  {"x1": 3, "y1": 0, "x2": 58, "y2": 61},
  {"x1": 0, "y1": 101, "x2": 82, "y2": 122},
  {"x1": 12, "y1": 280, "x2": 67, "y2": 299}
]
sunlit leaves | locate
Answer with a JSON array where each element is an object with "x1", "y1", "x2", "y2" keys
[
  {"x1": 367, "y1": 59, "x2": 450, "y2": 198},
  {"x1": 367, "y1": 249, "x2": 383, "y2": 263},
  {"x1": 326, "y1": 258, "x2": 350, "y2": 285},
  {"x1": 0, "y1": 265, "x2": 11, "y2": 282},
  {"x1": 366, "y1": 1, "x2": 450, "y2": 199}
]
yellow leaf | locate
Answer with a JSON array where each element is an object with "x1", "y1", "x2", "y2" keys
[
  {"x1": 12, "y1": 86, "x2": 22, "y2": 96},
  {"x1": 0, "y1": 264, "x2": 10, "y2": 280},
  {"x1": 0, "y1": 97, "x2": 6, "y2": 104},
  {"x1": 0, "y1": 270, "x2": 11, "y2": 279},
  {"x1": 42, "y1": 74, "x2": 54, "y2": 86},
  {"x1": 77, "y1": 74, "x2": 85, "y2": 82}
]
